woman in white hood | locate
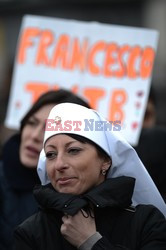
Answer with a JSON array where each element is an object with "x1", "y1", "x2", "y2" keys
[{"x1": 14, "y1": 103, "x2": 166, "y2": 250}]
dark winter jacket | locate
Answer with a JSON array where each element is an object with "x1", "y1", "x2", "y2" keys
[
  {"x1": 0, "y1": 134, "x2": 40, "y2": 250},
  {"x1": 14, "y1": 177, "x2": 166, "y2": 250}
]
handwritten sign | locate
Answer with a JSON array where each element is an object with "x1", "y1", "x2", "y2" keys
[{"x1": 5, "y1": 15, "x2": 159, "y2": 145}]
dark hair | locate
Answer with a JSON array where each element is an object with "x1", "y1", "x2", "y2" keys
[
  {"x1": 67, "y1": 133, "x2": 111, "y2": 163},
  {"x1": 20, "y1": 89, "x2": 91, "y2": 131}
]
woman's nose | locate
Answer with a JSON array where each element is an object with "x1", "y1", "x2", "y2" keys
[
  {"x1": 31, "y1": 125, "x2": 44, "y2": 142},
  {"x1": 54, "y1": 155, "x2": 68, "y2": 171}
]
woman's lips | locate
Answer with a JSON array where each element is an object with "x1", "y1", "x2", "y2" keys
[
  {"x1": 25, "y1": 146, "x2": 40, "y2": 157},
  {"x1": 57, "y1": 177, "x2": 76, "y2": 185}
]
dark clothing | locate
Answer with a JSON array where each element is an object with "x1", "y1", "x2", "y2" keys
[
  {"x1": 0, "y1": 134, "x2": 40, "y2": 250},
  {"x1": 134, "y1": 126, "x2": 166, "y2": 201},
  {"x1": 14, "y1": 177, "x2": 166, "y2": 250}
]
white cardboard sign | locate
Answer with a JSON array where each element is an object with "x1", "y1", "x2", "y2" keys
[{"x1": 5, "y1": 15, "x2": 159, "y2": 146}]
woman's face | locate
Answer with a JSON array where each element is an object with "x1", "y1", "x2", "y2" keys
[
  {"x1": 20, "y1": 104, "x2": 55, "y2": 168},
  {"x1": 45, "y1": 134, "x2": 110, "y2": 194}
]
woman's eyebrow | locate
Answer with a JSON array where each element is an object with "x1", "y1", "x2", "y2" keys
[
  {"x1": 45, "y1": 144, "x2": 56, "y2": 150},
  {"x1": 28, "y1": 115, "x2": 39, "y2": 122},
  {"x1": 45, "y1": 140, "x2": 79, "y2": 150}
]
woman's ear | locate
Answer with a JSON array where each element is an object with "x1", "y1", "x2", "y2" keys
[{"x1": 102, "y1": 157, "x2": 112, "y2": 171}]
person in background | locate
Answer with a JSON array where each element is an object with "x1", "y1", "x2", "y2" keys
[
  {"x1": 14, "y1": 103, "x2": 166, "y2": 250},
  {"x1": 0, "y1": 89, "x2": 90, "y2": 250},
  {"x1": 142, "y1": 86, "x2": 157, "y2": 129},
  {"x1": 135, "y1": 85, "x2": 166, "y2": 202},
  {"x1": 135, "y1": 126, "x2": 166, "y2": 202}
]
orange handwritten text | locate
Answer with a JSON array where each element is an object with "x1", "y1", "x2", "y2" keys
[
  {"x1": 17, "y1": 27, "x2": 155, "y2": 79},
  {"x1": 25, "y1": 81, "x2": 126, "y2": 123}
]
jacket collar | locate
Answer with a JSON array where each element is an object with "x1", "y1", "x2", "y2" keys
[{"x1": 34, "y1": 176, "x2": 135, "y2": 215}]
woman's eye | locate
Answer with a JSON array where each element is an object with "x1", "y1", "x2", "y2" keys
[
  {"x1": 68, "y1": 148, "x2": 81, "y2": 154},
  {"x1": 46, "y1": 152, "x2": 57, "y2": 159},
  {"x1": 27, "y1": 120, "x2": 37, "y2": 126}
]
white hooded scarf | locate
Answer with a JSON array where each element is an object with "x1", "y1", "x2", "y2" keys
[{"x1": 37, "y1": 103, "x2": 166, "y2": 217}]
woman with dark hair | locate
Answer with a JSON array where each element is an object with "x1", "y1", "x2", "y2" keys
[
  {"x1": 14, "y1": 103, "x2": 166, "y2": 250},
  {"x1": 0, "y1": 89, "x2": 90, "y2": 250}
]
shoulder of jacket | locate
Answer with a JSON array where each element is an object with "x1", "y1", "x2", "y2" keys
[
  {"x1": 15, "y1": 212, "x2": 41, "y2": 234},
  {"x1": 125, "y1": 204, "x2": 166, "y2": 223}
]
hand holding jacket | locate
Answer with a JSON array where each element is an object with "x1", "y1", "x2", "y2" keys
[{"x1": 61, "y1": 209, "x2": 96, "y2": 248}]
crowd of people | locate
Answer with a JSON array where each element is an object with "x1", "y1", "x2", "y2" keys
[{"x1": 0, "y1": 87, "x2": 166, "y2": 249}]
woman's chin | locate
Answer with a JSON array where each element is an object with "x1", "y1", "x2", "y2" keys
[{"x1": 21, "y1": 158, "x2": 37, "y2": 169}]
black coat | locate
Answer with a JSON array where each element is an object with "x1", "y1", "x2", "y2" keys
[
  {"x1": 14, "y1": 177, "x2": 166, "y2": 250},
  {"x1": 0, "y1": 134, "x2": 40, "y2": 250}
]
